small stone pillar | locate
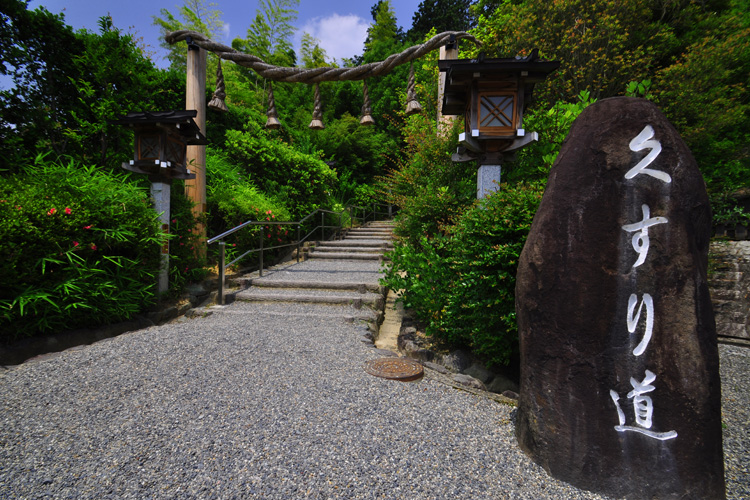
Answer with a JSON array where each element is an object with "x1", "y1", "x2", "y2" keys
[
  {"x1": 477, "y1": 164, "x2": 501, "y2": 199},
  {"x1": 515, "y1": 98, "x2": 725, "y2": 499},
  {"x1": 150, "y1": 180, "x2": 171, "y2": 295}
]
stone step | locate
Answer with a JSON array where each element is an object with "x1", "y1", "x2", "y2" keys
[
  {"x1": 211, "y1": 300, "x2": 382, "y2": 324},
  {"x1": 308, "y1": 251, "x2": 385, "y2": 260},
  {"x1": 237, "y1": 278, "x2": 382, "y2": 293},
  {"x1": 235, "y1": 288, "x2": 384, "y2": 309},
  {"x1": 317, "y1": 240, "x2": 393, "y2": 248},
  {"x1": 348, "y1": 227, "x2": 393, "y2": 232},
  {"x1": 346, "y1": 232, "x2": 393, "y2": 238},
  {"x1": 313, "y1": 246, "x2": 386, "y2": 253},
  {"x1": 349, "y1": 226, "x2": 393, "y2": 231},
  {"x1": 345, "y1": 236, "x2": 394, "y2": 241}
]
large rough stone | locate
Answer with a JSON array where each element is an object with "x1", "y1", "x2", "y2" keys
[{"x1": 515, "y1": 98, "x2": 724, "y2": 499}]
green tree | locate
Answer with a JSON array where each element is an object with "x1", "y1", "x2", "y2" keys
[
  {"x1": 470, "y1": 0, "x2": 667, "y2": 103},
  {"x1": 153, "y1": 0, "x2": 225, "y2": 72},
  {"x1": 1, "y1": 2, "x2": 183, "y2": 170},
  {"x1": 299, "y1": 32, "x2": 330, "y2": 69},
  {"x1": 233, "y1": 0, "x2": 298, "y2": 67},
  {"x1": 0, "y1": 0, "x2": 79, "y2": 167},
  {"x1": 408, "y1": 0, "x2": 475, "y2": 42},
  {"x1": 654, "y1": 3, "x2": 750, "y2": 193}
]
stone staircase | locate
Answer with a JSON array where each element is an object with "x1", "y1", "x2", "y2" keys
[
  {"x1": 306, "y1": 222, "x2": 395, "y2": 261},
  {"x1": 229, "y1": 221, "x2": 396, "y2": 333}
]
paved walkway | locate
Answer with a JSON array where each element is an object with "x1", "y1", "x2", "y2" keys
[{"x1": 0, "y1": 223, "x2": 748, "y2": 499}]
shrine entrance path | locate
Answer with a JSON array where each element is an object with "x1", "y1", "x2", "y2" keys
[{"x1": 0, "y1": 222, "x2": 747, "y2": 499}]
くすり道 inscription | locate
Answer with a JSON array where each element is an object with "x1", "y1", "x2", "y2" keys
[{"x1": 515, "y1": 98, "x2": 725, "y2": 499}]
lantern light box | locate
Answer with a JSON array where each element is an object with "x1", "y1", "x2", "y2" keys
[
  {"x1": 439, "y1": 50, "x2": 559, "y2": 160},
  {"x1": 111, "y1": 110, "x2": 207, "y2": 180}
]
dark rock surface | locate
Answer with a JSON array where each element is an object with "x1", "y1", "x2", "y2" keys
[{"x1": 515, "y1": 97, "x2": 725, "y2": 499}]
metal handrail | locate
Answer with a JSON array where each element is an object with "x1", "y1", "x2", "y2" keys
[{"x1": 207, "y1": 203, "x2": 393, "y2": 305}]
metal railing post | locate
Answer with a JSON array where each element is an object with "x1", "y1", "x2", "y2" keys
[
  {"x1": 321, "y1": 212, "x2": 325, "y2": 241},
  {"x1": 339, "y1": 211, "x2": 343, "y2": 239},
  {"x1": 297, "y1": 223, "x2": 301, "y2": 263},
  {"x1": 259, "y1": 226, "x2": 264, "y2": 277},
  {"x1": 218, "y1": 242, "x2": 226, "y2": 305}
]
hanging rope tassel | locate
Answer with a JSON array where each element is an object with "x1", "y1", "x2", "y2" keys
[
  {"x1": 405, "y1": 62, "x2": 422, "y2": 115},
  {"x1": 265, "y1": 82, "x2": 281, "y2": 129},
  {"x1": 359, "y1": 80, "x2": 375, "y2": 126},
  {"x1": 309, "y1": 83, "x2": 324, "y2": 130},
  {"x1": 208, "y1": 59, "x2": 228, "y2": 112}
]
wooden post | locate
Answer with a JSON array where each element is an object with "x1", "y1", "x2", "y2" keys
[
  {"x1": 185, "y1": 41, "x2": 207, "y2": 256},
  {"x1": 437, "y1": 41, "x2": 458, "y2": 136}
]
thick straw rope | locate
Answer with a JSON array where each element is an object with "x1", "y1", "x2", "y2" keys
[{"x1": 166, "y1": 30, "x2": 481, "y2": 83}]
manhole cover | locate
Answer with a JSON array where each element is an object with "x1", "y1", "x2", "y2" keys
[{"x1": 364, "y1": 357, "x2": 424, "y2": 382}]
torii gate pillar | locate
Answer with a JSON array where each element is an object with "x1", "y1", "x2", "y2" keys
[{"x1": 185, "y1": 40, "x2": 207, "y2": 256}]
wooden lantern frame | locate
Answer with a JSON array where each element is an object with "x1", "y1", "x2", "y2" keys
[
  {"x1": 111, "y1": 110, "x2": 207, "y2": 180},
  {"x1": 439, "y1": 50, "x2": 559, "y2": 157}
]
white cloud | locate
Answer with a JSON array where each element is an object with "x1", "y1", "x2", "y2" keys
[
  {"x1": 221, "y1": 23, "x2": 231, "y2": 43},
  {"x1": 297, "y1": 14, "x2": 370, "y2": 63}
]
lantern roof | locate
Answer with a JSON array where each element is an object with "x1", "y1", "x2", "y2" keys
[
  {"x1": 438, "y1": 50, "x2": 560, "y2": 116},
  {"x1": 110, "y1": 110, "x2": 208, "y2": 145}
]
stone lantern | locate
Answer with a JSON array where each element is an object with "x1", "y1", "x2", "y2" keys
[
  {"x1": 439, "y1": 50, "x2": 559, "y2": 198},
  {"x1": 110, "y1": 110, "x2": 207, "y2": 294}
]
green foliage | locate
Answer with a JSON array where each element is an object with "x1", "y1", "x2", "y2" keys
[
  {"x1": 506, "y1": 91, "x2": 595, "y2": 183},
  {"x1": 408, "y1": 0, "x2": 475, "y2": 42},
  {"x1": 654, "y1": 6, "x2": 750, "y2": 194},
  {"x1": 167, "y1": 183, "x2": 209, "y2": 293},
  {"x1": 384, "y1": 182, "x2": 544, "y2": 367},
  {"x1": 1, "y1": 3, "x2": 184, "y2": 170},
  {"x1": 206, "y1": 151, "x2": 293, "y2": 258},
  {"x1": 223, "y1": 125, "x2": 338, "y2": 218},
  {"x1": 0, "y1": 155, "x2": 163, "y2": 341},
  {"x1": 625, "y1": 79, "x2": 654, "y2": 100},
  {"x1": 153, "y1": 0, "x2": 225, "y2": 73},
  {"x1": 232, "y1": 0, "x2": 299, "y2": 70},
  {"x1": 380, "y1": 113, "x2": 475, "y2": 242}
]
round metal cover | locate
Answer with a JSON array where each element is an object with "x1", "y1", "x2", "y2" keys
[{"x1": 364, "y1": 357, "x2": 424, "y2": 382}]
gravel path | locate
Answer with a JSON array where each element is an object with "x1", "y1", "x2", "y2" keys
[{"x1": 0, "y1": 291, "x2": 747, "y2": 498}]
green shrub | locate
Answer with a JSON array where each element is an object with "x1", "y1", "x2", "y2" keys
[
  {"x1": 384, "y1": 182, "x2": 544, "y2": 367},
  {"x1": 206, "y1": 151, "x2": 295, "y2": 266},
  {"x1": 167, "y1": 182, "x2": 209, "y2": 293},
  {"x1": 0, "y1": 155, "x2": 164, "y2": 341},
  {"x1": 223, "y1": 125, "x2": 338, "y2": 218}
]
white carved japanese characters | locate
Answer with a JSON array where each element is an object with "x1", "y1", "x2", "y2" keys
[
  {"x1": 609, "y1": 125, "x2": 676, "y2": 440},
  {"x1": 515, "y1": 98, "x2": 725, "y2": 499}
]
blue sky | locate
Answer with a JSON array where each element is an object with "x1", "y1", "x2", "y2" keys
[{"x1": 27, "y1": 0, "x2": 423, "y2": 66}]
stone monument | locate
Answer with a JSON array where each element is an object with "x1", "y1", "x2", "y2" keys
[{"x1": 515, "y1": 98, "x2": 725, "y2": 499}]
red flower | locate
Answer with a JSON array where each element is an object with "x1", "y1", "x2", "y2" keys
[
  {"x1": 47, "y1": 208, "x2": 56, "y2": 216},
  {"x1": 73, "y1": 241, "x2": 79, "y2": 247},
  {"x1": 172, "y1": 219, "x2": 177, "y2": 224},
  {"x1": 64, "y1": 207, "x2": 71, "y2": 215},
  {"x1": 83, "y1": 225, "x2": 92, "y2": 230},
  {"x1": 90, "y1": 244, "x2": 97, "y2": 251},
  {"x1": 266, "y1": 210, "x2": 272, "y2": 215}
]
